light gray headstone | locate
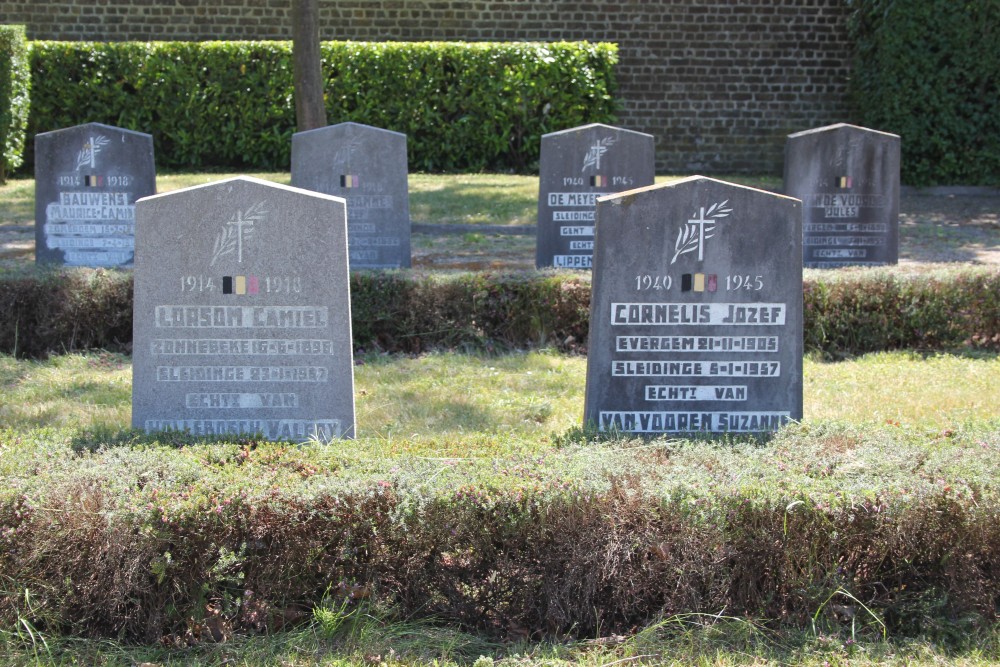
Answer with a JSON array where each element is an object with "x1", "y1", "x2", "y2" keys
[
  {"x1": 291, "y1": 121, "x2": 411, "y2": 269},
  {"x1": 784, "y1": 123, "x2": 900, "y2": 268},
  {"x1": 584, "y1": 176, "x2": 803, "y2": 435},
  {"x1": 34, "y1": 122, "x2": 155, "y2": 267},
  {"x1": 132, "y1": 176, "x2": 356, "y2": 441},
  {"x1": 536, "y1": 123, "x2": 655, "y2": 269}
]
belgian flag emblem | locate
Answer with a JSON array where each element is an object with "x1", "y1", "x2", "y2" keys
[
  {"x1": 221, "y1": 276, "x2": 259, "y2": 295},
  {"x1": 681, "y1": 273, "x2": 717, "y2": 293}
]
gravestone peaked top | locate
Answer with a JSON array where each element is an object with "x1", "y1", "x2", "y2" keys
[
  {"x1": 35, "y1": 122, "x2": 155, "y2": 267},
  {"x1": 584, "y1": 176, "x2": 803, "y2": 435},
  {"x1": 536, "y1": 123, "x2": 655, "y2": 270},
  {"x1": 132, "y1": 176, "x2": 356, "y2": 441},
  {"x1": 291, "y1": 121, "x2": 411, "y2": 269},
  {"x1": 784, "y1": 123, "x2": 900, "y2": 268}
]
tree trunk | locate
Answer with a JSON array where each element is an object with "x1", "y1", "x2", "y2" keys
[{"x1": 292, "y1": 0, "x2": 327, "y2": 131}]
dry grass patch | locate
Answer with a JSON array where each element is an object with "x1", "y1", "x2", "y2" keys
[{"x1": 805, "y1": 351, "x2": 999, "y2": 426}]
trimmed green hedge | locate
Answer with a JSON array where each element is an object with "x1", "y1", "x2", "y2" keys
[
  {"x1": 26, "y1": 41, "x2": 618, "y2": 172},
  {"x1": 847, "y1": 1, "x2": 1000, "y2": 186},
  {"x1": 0, "y1": 266, "x2": 996, "y2": 359},
  {"x1": 0, "y1": 25, "x2": 29, "y2": 183}
]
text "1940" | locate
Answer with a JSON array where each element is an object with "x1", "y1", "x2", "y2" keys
[{"x1": 634, "y1": 275, "x2": 765, "y2": 291}]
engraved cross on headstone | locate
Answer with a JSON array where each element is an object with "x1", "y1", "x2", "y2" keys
[
  {"x1": 688, "y1": 207, "x2": 714, "y2": 261},
  {"x1": 582, "y1": 139, "x2": 611, "y2": 172},
  {"x1": 76, "y1": 136, "x2": 103, "y2": 170},
  {"x1": 83, "y1": 137, "x2": 96, "y2": 169},
  {"x1": 228, "y1": 209, "x2": 254, "y2": 263}
]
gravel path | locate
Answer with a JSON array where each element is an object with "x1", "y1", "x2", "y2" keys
[{"x1": 899, "y1": 192, "x2": 999, "y2": 265}]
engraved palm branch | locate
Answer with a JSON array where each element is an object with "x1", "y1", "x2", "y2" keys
[
  {"x1": 210, "y1": 200, "x2": 268, "y2": 266},
  {"x1": 581, "y1": 136, "x2": 618, "y2": 172},
  {"x1": 75, "y1": 135, "x2": 110, "y2": 171},
  {"x1": 670, "y1": 200, "x2": 732, "y2": 264}
]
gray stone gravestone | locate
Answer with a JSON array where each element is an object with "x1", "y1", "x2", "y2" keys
[
  {"x1": 784, "y1": 123, "x2": 900, "y2": 268},
  {"x1": 536, "y1": 123, "x2": 655, "y2": 269},
  {"x1": 34, "y1": 122, "x2": 155, "y2": 267},
  {"x1": 132, "y1": 176, "x2": 356, "y2": 441},
  {"x1": 584, "y1": 176, "x2": 802, "y2": 435},
  {"x1": 291, "y1": 121, "x2": 411, "y2": 269}
]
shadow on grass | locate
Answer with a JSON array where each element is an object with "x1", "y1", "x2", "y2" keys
[
  {"x1": 899, "y1": 195, "x2": 1000, "y2": 263},
  {"x1": 69, "y1": 425, "x2": 267, "y2": 454},
  {"x1": 552, "y1": 423, "x2": 779, "y2": 449},
  {"x1": 0, "y1": 356, "x2": 33, "y2": 387},
  {"x1": 390, "y1": 390, "x2": 507, "y2": 434},
  {"x1": 809, "y1": 348, "x2": 999, "y2": 364}
]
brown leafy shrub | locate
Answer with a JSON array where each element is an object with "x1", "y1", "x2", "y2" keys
[
  {"x1": 0, "y1": 267, "x2": 133, "y2": 358},
  {"x1": 803, "y1": 266, "x2": 1000, "y2": 356},
  {"x1": 0, "y1": 265, "x2": 996, "y2": 358}
]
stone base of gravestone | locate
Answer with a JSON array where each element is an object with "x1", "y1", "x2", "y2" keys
[
  {"x1": 584, "y1": 176, "x2": 802, "y2": 435},
  {"x1": 132, "y1": 176, "x2": 356, "y2": 441}
]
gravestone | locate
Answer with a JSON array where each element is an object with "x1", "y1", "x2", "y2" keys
[
  {"x1": 291, "y1": 121, "x2": 411, "y2": 269},
  {"x1": 784, "y1": 123, "x2": 900, "y2": 268},
  {"x1": 536, "y1": 123, "x2": 655, "y2": 269},
  {"x1": 132, "y1": 176, "x2": 356, "y2": 441},
  {"x1": 584, "y1": 176, "x2": 802, "y2": 435},
  {"x1": 34, "y1": 122, "x2": 155, "y2": 267}
]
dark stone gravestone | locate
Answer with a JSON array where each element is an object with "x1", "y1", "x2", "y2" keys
[
  {"x1": 34, "y1": 122, "x2": 155, "y2": 267},
  {"x1": 536, "y1": 123, "x2": 655, "y2": 269},
  {"x1": 784, "y1": 123, "x2": 900, "y2": 268},
  {"x1": 132, "y1": 176, "x2": 356, "y2": 441},
  {"x1": 291, "y1": 121, "x2": 411, "y2": 269},
  {"x1": 584, "y1": 176, "x2": 803, "y2": 435}
]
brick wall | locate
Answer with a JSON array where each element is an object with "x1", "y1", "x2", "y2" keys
[{"x1": 1, "y1": 0, "x2": 853, "y2": 174}]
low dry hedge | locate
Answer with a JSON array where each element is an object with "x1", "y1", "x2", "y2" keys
[
  {"x1": 1, "y1": 425, "x2": 998, "y2": 641},
  {"x1": 0, "y1": 265, "x2": 997, "y2": 359}
]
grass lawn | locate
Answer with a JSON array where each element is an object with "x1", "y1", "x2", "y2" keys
[
  {"x1": 1, "y1": 170, "x2": 998, "y2": 665},
  {"x1": 1, "y1": 349, "x2": 999, "y2": 666},
  {"x1": 1, "y1": 342, "x2": 998, "y2": 667},
  {"x1": 3, "y1": 616, "x2": 999, "y2": 666},
  {"x1": 3, "y1": 171, "x2": 998, "y2": 268},
  {"x1": 1, "y1": 350, "x2": 997, "y2": 441}
]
